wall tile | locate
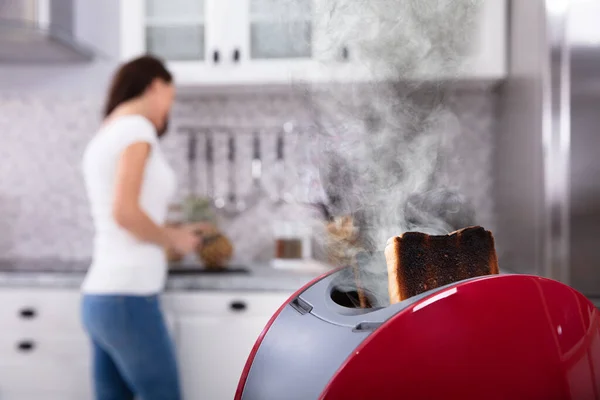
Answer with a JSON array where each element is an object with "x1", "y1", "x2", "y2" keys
[{"x1": 0, "y1": 87, "x2": 498, "y2": 266}]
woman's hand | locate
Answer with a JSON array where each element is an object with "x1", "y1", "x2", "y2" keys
[
  {"x1": 165, "y1": 227, "x2": 201, "y2": 255},
  {"x1": 183, "y1": 222, "x2": 217, "y2": 237}
]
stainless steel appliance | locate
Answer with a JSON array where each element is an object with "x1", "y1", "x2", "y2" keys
[
  {"x1": 0, "y1": 0, "x2": 95, "y2": 63},
  {"x1": 496, "y1": 0, "x2": 600, "y2": 303},
  {"x1": 235, "y1": 266, "x2": 600, "y2": 399}
]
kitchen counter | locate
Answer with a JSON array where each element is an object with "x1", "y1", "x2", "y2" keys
[
  {"x1": 0, "y1": 258, "x2": 519, "y2": 292},
  {"x1": 0, "y1": 259, "x2": 327, "y2": 292}
]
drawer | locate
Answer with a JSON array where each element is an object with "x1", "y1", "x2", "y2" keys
[
  {"x1": 0, "y1": 361, "x2": 92, "y2": 397},
  {"x1": 0, "y1": 333, "x2": 91, "y2": 396},
  {"x1": 164, "y1": 292, "x2": 292, "y2": 317},
  {"x1": 0, "y1": 334, "x2": 90, "y2": 366},
  {"x1": 0, "y1": 289, "x2": 82, "y2": 332}
]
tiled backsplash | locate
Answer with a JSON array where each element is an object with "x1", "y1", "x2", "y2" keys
[{"x1": 0, "y1": 86, "x2": 498, "y2": 264}]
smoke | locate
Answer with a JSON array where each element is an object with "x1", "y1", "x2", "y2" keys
[
  {"x1": 313, "y1": 0, "x2": 481, "y2": 80},
  {"x1": 280, "y1": 0, "x2": 483, "y2": 306}
]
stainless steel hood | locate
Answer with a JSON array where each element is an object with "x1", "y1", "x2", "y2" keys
[{"x1": 0, "y1": 0, "x2": 95, "y2": 63}]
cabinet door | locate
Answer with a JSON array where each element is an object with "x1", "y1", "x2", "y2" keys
[
  {"x1": 121, "y1": 0, "x2": 216, "y2": 62},
  {"x1": 177, "y1": 315, "x2": 270, "y2": 400},
  {"x1": 310, "y1": 0, "x2": 506, "y2": 82},
  {"x1": 464, "y1": 0, "x2": 507, "y2": 80},
  {"x1": 0, "y1": 288, "x2": 92, "y2": 400},
  {"x1": 145, "y1": 0, "x2": 207, "y2": 61},
  {"x1": 242, "y1": 0, "x2": 313, "y2": 61}
]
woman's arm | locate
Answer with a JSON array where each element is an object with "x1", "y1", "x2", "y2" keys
[
  {"x1": 112, "y1": 142, "x2": 172, "y2": 247},
  {"x1": 112, "y1": 142, "x2": 198, "y2": 253}
]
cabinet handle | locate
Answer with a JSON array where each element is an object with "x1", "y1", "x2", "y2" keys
[
  {"x1": 230, "y1": 301, "x2": 247, "y2": 312},
  {"x1": 19, "y1": 307, "x2": 37, "y2": 319},
  {"x1": 213, "y1": 50, "x2": 220, "y2": 64},
  {"x1": 232, "y1": 48, "x2": 240, "y2": 63},
  {"x1": 16, "y1": 340, "x2": 35, "y2": 353},
  {"x1": 341, "y1": 46, "x2": 349, "y2": 61}
]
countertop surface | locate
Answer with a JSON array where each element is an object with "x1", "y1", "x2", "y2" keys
[
  {"x1": 0, "y1": 258, "x2": 329, "y2": 292},
  {"x1": 0, "y1": 259, "x2": 520, "y2": 293}
]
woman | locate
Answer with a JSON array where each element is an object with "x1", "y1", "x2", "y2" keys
[{"x1": 81, "y1": 56, "x2": 199, "y2": 400}]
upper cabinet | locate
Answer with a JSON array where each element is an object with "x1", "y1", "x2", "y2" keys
[
  {"x1": 462, "y1": 0, "x2": 507, "y2": 80},
  {"x1": 119, "y1": 0, "x2": 506, "y2": 87},
  {"x1": 144, "y1": 0, "x2": 207, "y2": 62}
]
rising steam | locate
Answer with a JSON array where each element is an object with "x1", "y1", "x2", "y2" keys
[{"x1": 286, "y1": 0, "x2": 483, "y2": 306}]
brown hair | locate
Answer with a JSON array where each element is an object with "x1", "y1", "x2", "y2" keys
[{"x1": 103, "y1": 55, "x2": 173, "y2": 118}]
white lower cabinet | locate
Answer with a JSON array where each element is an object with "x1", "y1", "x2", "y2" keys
[
  {"x1": 0, "y1": 289, "x2": 291, "y2": 400},
  {"x1": 0, "y1": 289, "x2": 92, "y2": 400},
  {"x1": 165, "y1": 291, "x2": 291, "y2": 400},
  {"x1": 176, "y1": 315, "x2": 269, "y2": 400}
]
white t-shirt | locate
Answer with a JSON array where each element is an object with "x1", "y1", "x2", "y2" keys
[{"x1": 81, "y1": 115, "x2": 176, "y2": 294}]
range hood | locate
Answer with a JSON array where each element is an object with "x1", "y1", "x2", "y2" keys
[{"x1": 0, "y1": 0, "x2": 95, "y2": 63}]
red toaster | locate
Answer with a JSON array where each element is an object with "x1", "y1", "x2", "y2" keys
[{"x1": 236, "y1": 267, "x2": 600, "y2": 399}]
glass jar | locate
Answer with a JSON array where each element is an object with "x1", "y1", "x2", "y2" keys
[{"x1": 272, "y1": 220, "x2": 312, "y2": 268}]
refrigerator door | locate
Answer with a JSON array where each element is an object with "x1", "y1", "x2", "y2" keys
[{"x1": 568, "y1": 0, "x2": 600, "y2": 298}]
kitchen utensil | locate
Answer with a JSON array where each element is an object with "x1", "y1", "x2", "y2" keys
[
  {"x1": 182, "y1": 131, "x2": 218, "y2": 225},
  {"x1": 310, "y1": 202, "x2": 334, "y2": 222},
  {"x1": 319, "y1": 152, "x2": 356, "y2": 217},
  {"x1": 205, "y1": 131, "x2": 225, "y2": 209},
  {"x1": 240, "y1": 131, "x2": 268, "y2": 211},
  {"x1": 187, "y1": 131, "x2": 198, "y2": 196},
  {"x1": 236, "y1": 271, "x2": 600, "y2": 400},
  {"x1": 272, "y1": 122, "x2": 295, "y2": 205},
  {"x1": 222, "y1": 133, "x2": 246, "y2": 216}
]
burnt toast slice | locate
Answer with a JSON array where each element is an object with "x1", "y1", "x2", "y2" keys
[{"x1": 384, "y1": 226, "x2": 499, "y2": 304}]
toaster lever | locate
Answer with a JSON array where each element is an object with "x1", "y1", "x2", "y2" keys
[{"x1": 290, "y1": 297, "x2": 312, "y2": 315}]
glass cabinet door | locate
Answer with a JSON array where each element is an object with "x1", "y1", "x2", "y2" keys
[
  {"x1": 248, "y1": 0, "x2": 312, "y2": 60},
  {"x1": 145, "y1": 0, "x2": 206, "y2": 61}
]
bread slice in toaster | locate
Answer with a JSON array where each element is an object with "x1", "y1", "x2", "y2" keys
[{"x1": 385, "y1": 226, "x2": 499, "y2": 304}]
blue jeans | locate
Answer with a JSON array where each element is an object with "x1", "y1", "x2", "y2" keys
[{"x1": 81, "y1": 294, "x2": 181, "y2": 400}]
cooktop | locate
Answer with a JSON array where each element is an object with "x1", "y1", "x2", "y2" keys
[
  {"x1": 168, "y1": 266, "x2": 250, "y2": 275},
  {"x1": 0, "y1": 259, "x2": 251, "y2": 275}
]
